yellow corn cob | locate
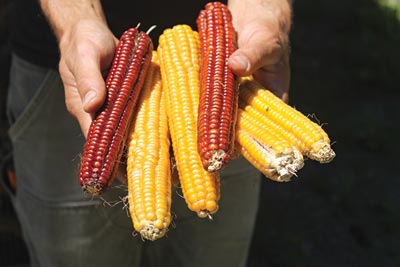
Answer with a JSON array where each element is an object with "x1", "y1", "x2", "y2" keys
[
  {"x1": 236, "y1": 106, "x2": 304, "y2": 181},
  {"x1": 237, "y1": 106, "x2": 295, "y2": 155},
  {"x1": 126, "y1": 51, "x2": 172, "y2": 241},
  {"x1": 239, "y1": 78, "x2": 335, "y2": 163},
  {"x1": 239, "y1": 100, "x2": 307, "y2": 153},
  {"x1": 158, "y1": 25, "x2": 220, "y2": 218}
]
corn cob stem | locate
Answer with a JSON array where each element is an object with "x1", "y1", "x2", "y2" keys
[
  {"x1": 158, "y1": 25, "x2": 220, "y2": 218},
  {"x1": 78, "y1": 28, "x2": 153, "y2": 196},
  {"x1": 127, "y1": 52, "x2": 171, "y2": 241},
  {"x1": 239, "y1": 78, "x2": 335, "y2": 163},
  {"x1": 196, "y1": 2, "x2": 238, "y2": 172}
]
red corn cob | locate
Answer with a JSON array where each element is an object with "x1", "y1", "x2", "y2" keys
[
  {"x1": 78, "y1": 28, "x2": 153, "y2": 196},
  {"x1": 196, "y1": 2, "x2": 239, "y2": 172}
]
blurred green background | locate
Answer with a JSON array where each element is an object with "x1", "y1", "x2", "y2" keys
[{"x1": 1, "y1": 0, "x2": 400, "y2": 266}]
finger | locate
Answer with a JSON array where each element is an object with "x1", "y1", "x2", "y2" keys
[
  {"x1": 75, "y1": 109, "x2": 93, "y2": 139},
  {"x1": 229, "y1": 30, "x2": 284, "y2": 77},
  {"x1": 70, "y1": 46, "x2": 107, "y2": 113},
  {"x1": 253, "y1": 64, "x2": 290, "y2": 103},
  {"x1": 115, "y1": 163, "x2": 127, "y2": 185},
  {"x1": 60, "y1": 62, "x2": 94, "y2": 137},
  {"x1": 63, "y1": 86, "x2": 94, "y2": 138},
  {"x1": 252, "y1": 48, "x2": 290, "y2": 102},
  {"x1": 62, "y1": 84, "x2": 93, "y2": 138}
]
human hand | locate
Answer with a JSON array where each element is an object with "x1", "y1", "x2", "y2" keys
[
  {"x1": 58, "y1": 19, "x2": 118, "y2": 137},
  {"x1": 228, "y1": 0, "x2": 292, "y2": 102}
]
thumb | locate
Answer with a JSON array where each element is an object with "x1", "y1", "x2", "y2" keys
[
  {"x1": 228, "y1": 30, "x2": 285, "y2": 77},
  {"x1": 73, "y1": 50, "x2": 107, "y2": 113},
  {"x1": 72, "y1": 103, "x2": 93, "y2": 139}
]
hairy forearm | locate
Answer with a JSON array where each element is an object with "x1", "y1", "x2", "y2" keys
[
  {"x1": 39, "y1": 0, "x2": 106, "y2": 41},
  {"x1": 228, "y1": 0, "x2": 292, "y2": 35},
  {"x1": 38, "y1": 0, "x2": 118, "y2": 135}
]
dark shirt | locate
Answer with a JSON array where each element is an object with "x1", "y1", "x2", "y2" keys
[{"x1": 8, "y1": 0, "x2": 223, "y2": 69}]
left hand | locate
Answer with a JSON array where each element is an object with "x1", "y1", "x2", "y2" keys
[{"x1": 228, "y1": 0, "x2": 292, "y2": 102}]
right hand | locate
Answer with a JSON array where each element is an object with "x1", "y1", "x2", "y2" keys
[{"x1": 58, "y1": 19, "x2": 118, "y2": 137}]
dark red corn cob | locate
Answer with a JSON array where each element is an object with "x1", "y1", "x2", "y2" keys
[
  {"x1": 78, "y1": 28, "x2": 153, "y2": 196},
  {"x1": 196, "y1": 2, "x2": 238, "y2": 172}
]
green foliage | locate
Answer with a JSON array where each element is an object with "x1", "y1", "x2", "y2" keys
[{"x1": 379, "y1": 0, "x2": 400, "y2": 19}]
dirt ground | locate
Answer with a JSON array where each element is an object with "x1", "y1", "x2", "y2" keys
[{"x1": 1, "y1": 0, "x2": 400, "y2": 266}]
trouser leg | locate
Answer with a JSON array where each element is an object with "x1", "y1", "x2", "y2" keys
[
  {"x1": 6, "y1": 54, "x2": 143, "y2": 267},
  {"x1": 7, "y1": 53, "x2": 262, "y2": 267},
  {"x1": 142, "y1": 157, "x2": 261, "y2": 267}
]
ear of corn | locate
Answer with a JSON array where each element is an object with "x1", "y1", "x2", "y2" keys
[
  {"x1": 126, "y1": 51, "x2": 172, "y2": 241},
  {"x1": 237, "y1": 105, "x2": 295, "y2": 155},
  {"x1": 239, "y1": 78, "x2": 335, "y2": 163},
  {"x1": 238, "y1": 100, "x2": 307, "y2": 153},
  {"x1": 235, "y1": 106, "x2": 304, "y2": 182},
  {"x1": 196, "y1": 2, "x2": 239, "y2": 172},
  {"x1": 78, "y1": 28, "x2": 153, "y2": 196},
  {"x1": 158, "y1": 24, "x2": 220, "y2": 218}
]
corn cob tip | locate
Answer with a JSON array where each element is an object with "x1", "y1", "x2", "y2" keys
[
  {"x1": 240, "y1": 133, "x2": 304, "y2": 182},
  {"x1": 82, "y1": 181, "x2": 103, "y2": 196},
  {"x1": 270, "y1": 149, "x2": 305, "y2": 182},
  {"x1": 308, "y1": 141, "x2": 336, "y2": 163},
  {"x1": 206, "y1": 149, "x2": 227, "y2": 172},
  {"x1": 197, "y1": 210, "x2": 214, "y2": 220},
  {"x1": 138, "y1": 223, "x2": 168, "y2": 241}
]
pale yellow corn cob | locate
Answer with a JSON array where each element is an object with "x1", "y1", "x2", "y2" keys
[{"x1": 127, "y1": 51, "x2": 172, "y2": 241}]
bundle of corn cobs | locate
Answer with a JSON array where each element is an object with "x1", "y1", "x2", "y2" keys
[{"x1": 78, "y1": 2, "x2": 335, "y2": 241}]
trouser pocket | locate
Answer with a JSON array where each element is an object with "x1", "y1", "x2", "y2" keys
[
  {"x1": 6, "y1": 54, "x2": 140, "y2": 267},
  {"x1": 7, "y1": 54, "x2": 86, "y2": 202}
]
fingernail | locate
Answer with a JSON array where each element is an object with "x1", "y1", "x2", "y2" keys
[
  {"x1": 232, "y1": 55, "x2": 250, "y2": 72},
  {"x1": 83, "y1": 90, "x2": 97, "y2": 110}
]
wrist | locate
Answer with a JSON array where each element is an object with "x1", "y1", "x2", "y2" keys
[
  {"x1": 228, "y1": 0, "x2": 292, "y2": 34},
  {"x1": 39, "y1": 0, "x2": 107, "y2": 41},
  {"x1": 58, "y1": 18, "x2": 110, "y2": 54}
]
